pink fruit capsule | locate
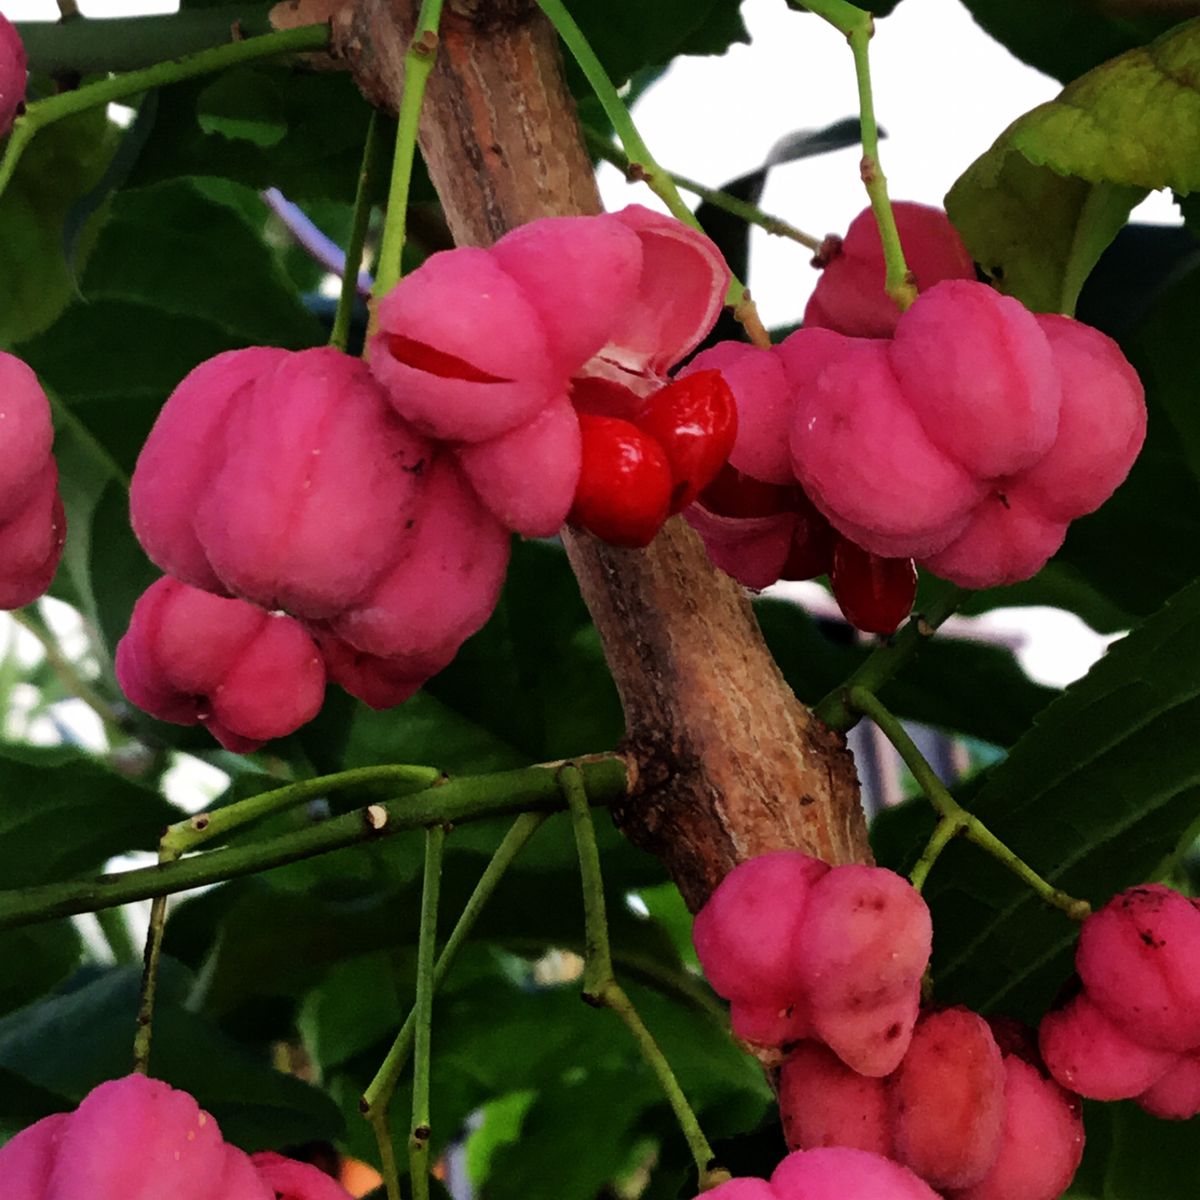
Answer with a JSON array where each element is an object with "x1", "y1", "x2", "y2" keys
[
  {"x1": 946, "y1": 1056, "x2": 1085, "y2": 1200},
  {"x1": 116, "y1": 577, "x2": 326, "y2": 752},
  {"x1": 1136, "y1": 1048, "x2": 1200, "y2": 1120},
  {"x1": 692, "y1": 851, "x2": 830, "y2": 1016},
  {"x1": 1039, "y1": 989, "x2": 1177, "y2": 1101},
  {"x1": 794, "y1": 865, "x2": 932, "y2": 1077},
  {"x1": 1077, "y1": 884, "x2": 1200, "y2": 1052},
  {"x1": 779, "y1": 1040, "x2": 891, "y2": 1157},
  {"x1": 887, "y1": 1007, "x2": 1006, "y2": 1190},
  {"x1": 771, "y1": 1146, "x2": 942, "y2": 1200}
]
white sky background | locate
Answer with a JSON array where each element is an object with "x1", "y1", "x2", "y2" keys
[{"x1": 3, "y1": 0, "x2": 1166, "y2": 689}]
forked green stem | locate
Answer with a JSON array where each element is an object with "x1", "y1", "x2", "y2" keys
[
  {"x1": 847, "y1": 688, "x2": 1090, "y2": 919},
  {"x1": 160, "y1": 764, "x2": 443, "y2": 857},
  {"x1": 373, "y1": 0, "x2": 444, "y2": 303},
  {"x1": 0, "y1": 24, "x2": 330, "y2": 204},
  {"x1": 560, "y1": 765, "x2": 729, "y2": 1191},
  {"x1": 535, "y1": 0, "x2": 770, "y2": 347},
  {"x1": 0, "y1": 758, "x2": 628, "y2": 931},
  {"x1": 361, "y1": 812, "x2": 548, "y2": 1118},
  {"x1": 813, "y1": 587, "x2": 966, "y2": 731}
]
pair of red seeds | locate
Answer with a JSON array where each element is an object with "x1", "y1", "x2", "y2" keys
[{"x1": 564, "y1": 367, "x2": 916, "y2": 634}]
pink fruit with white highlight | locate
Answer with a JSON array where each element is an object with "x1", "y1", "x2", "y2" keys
[
  {"x1": 193, "y1": 347, "x2": 431, "y2": 620},
  {"x1": 116, "y1": 577, "x2": 326, "y2": 752},
  {"x1": 0, "y1": 1075, "x2": 351, "y2": 1200},
  {"x1": 1077, "y1": 884, "x2": 1200, "y2": 1052},
  {"x1": 130, "y1": 347, "x2": 286, "y2": 594},
  {"x1": 0, "y1": 352, "x2": 55, "y2": 522},
  {"x1": 1039, "y1": 989, "x2": 1178, "y2": 1100},
  {"x1": 794, "y1": 865, "x2": 932, "y2": 1077},
  {"x1": 787, "y1": 334, "x2": 983, "y2": 561},
  {"x1": 692, "y1": 851, "x2": 829, "y2": 1005},
  {"x1": 889, "y1": 280, "x2": 1061, "y2": 481},
  {"x1": 887, "y1": 1008, "x2": 1006, "y2": 1190},
  {"x1": 0, "y1": 461, "x2": 66, "y2": 610},
  {"x1": 456, "y1": 394, "x2": 582, "y2": 537}
]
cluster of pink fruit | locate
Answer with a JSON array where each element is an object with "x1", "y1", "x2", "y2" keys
[
  {"x1": 0, "y1": 14, "x2": 24, "y2": 136},
  {"x1": 0, "y1": 354, "x2": 66, "y2": 610},
  {"x1": 1040, "y1": 883, "x2": 1200, "y2": 1118},
  {"x1": 118, "y1": 206, "x2": 736, "y2": 749},
  {"x1": 686, "y1": 203, "x2": 1147, "y2": 630},
  {"x1": 0, "y1": 1072, "x2": 352, "y2": 1200},
  {"x1": 692, "y1": 851, "x2": 1086, "y2": 1200}
]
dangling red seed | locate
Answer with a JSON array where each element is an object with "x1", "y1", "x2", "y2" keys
[{"x1": 829, "y1": 537, "x2": 916, "y2": 635}]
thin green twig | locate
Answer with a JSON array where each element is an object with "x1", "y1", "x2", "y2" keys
[
  {"x1": 160, "y1": 763, "x2": 443, "y2": 858},
  {"x1": 0, "y1": 757, "x2": 629, "y2": 931},
  {"x1": 560, "y1": 765, "x2": 729, "y2": 1191},
  {"x1": 847, "y1": 688, "x2": 1089, "y2": 919},
  {"x1": 373, "y1": 0, "x2": 444, "y2": 303},
  {"x1": 793, "y1": 0, "x2": 914, "y2": 309},
  {"x1": 535, "y1": 0, "x2": 770, "y2": 347},
  {"x1": 584, "y1": 128, "x2": 821, "y2": 251},
  {"x1": 409, "y1": 825, "x2": 445, "y2": 1200},
  {"x1": 332, "y1": 111, "x2": 385, "y2": 352}
]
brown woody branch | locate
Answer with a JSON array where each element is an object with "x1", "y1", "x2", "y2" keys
[{"x1": 339, "y1": 0, "x2": 869, "y2": 908}]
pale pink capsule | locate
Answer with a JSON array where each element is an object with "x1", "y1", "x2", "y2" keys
[
  {"x1": 1039, "y1": 990, "x2": 1177, "y2": 1101},
  {"x1": 779, "y1": 1040, "x2": 891, "y2": 1156},
  {"x1": 788, "y1": 335, "x2": 982, "y2": 560},
  {"x1": 682, "y1": 342, "x2": 794, "y2": 486},
  {"x1": 329, "y1": 454, "x2": 510, "y2": 663},
  {"x1": 692, "y1": 851, "x2": 830, "y2": 1010},
  {"x1": 889, "y1": 280, "x2": 1061, "y2": 481},
  {"x1": 116, "y1": 577, "x2": 326, "y2": 752},
  {"x1": 804, "y1": 203, "x2": 975, "y2": 339},
  {"x1": 1136, "y1": 1049, "x2": 1200, "y2": 1120},
  {"x1": 947, "y1": 1057, "x2": 1085, "y2": 1200},
  {"x1": 0, "y1": 15, "x2": 26, "y2": 136},
  {"x1": 1020, "y1": 314, "x2": 1147, "y2": 521},
  {"x1": 771, "y1": 1146, "x2": 941, "y2": 1200},
  {"x1": 1077, "y1": 884, "x2": 1200, "y2": 1052},
  {"x1": 0, "y1": 352, "x2": 55, "y2": 524},
  {"x1": 888, "y1": 1008, "x2": 1006, "y2": 1190},
  {"x1": 795, "y1": 865, "x2": 933, "y2": 1077},
  {"x1": 369, "y1": 247, "x2": 560, "y2": 443},
  {"x1": 456, "y1": 394, "x2": 581, "y2": 537}
]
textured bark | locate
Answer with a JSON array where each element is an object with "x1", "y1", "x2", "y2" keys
[{"x1": 340, "y1": 0, "x2": 870, "y2": 908}]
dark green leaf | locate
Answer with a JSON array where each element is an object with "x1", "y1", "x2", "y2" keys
[
  {"x1": 0, "y1": 742, "x2": 178, "y2": 885},
  {"x1": 564, "y1": 0, "x2": 748, "y2": 87},
  {"x1": 82, "y1": 179, "x2": 322, "y2": 349},
  {"x1": 197, "y1": 68, "x2": 289, "y2": 147},
  {"x1": 881, "y1": 579, "x2": 1200, "y2": 1022},
  {"x1": 0, "y1": 109, "x2": 117, "y2": 347},
  {"x1": 953, "y1": 0, "x2": 1174, "y2": 83},
  {"x1": 128, "y1": 70, "x2": 378, "y2": 203},
  {"x1": 0, "y1": 964, "x2": 343, "y2": 1150}
]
